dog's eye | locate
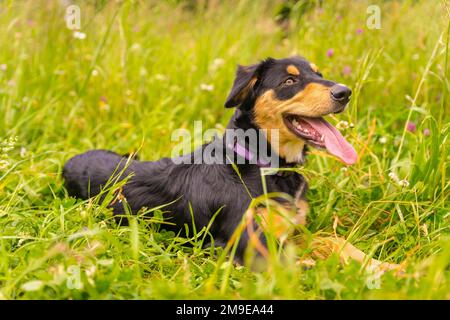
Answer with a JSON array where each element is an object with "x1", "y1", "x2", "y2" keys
[
  {"x1": 284, "y1": 78, "x2": 296, "y2": 85},
  {"x1": 316, "y1": 72, "x2": 323, "y2": 78}
]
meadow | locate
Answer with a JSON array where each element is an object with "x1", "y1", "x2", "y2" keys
[{"x1": 0, "y1": 0, "x2": 448, "y2": 299}]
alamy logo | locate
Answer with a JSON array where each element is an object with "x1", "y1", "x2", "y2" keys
[
  {"x1": 66, "y1": 265, "x2": 82, "y2": 290},
  {"x1": 170, "y1": 121, "x2": 280, "y2": 169},
  {"x1": 366, "y1": 5, "x2": 381, "y2": 30},
  {"x1": 65, "y1": 5, "x2": 81, "y2": 30}
]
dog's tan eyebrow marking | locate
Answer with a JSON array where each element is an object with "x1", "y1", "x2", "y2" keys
[
  {"x1": 286, "y1": 65, "x2": 300, "y2": 76},
  {"x1": 310, "y1": 63, "x2": 319, "y2": 73}
]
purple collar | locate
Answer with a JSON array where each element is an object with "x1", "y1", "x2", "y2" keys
[{"x1": 227, "y1": 141, "x2": 271, "y2": 167}]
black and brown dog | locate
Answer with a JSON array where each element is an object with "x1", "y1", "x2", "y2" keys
[{"x1": 63, "y1": 56, "x2": 398, "y2": 270}]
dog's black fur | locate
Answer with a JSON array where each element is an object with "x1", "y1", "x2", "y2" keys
[{"x1": 63, "y1": 56, "x2": 351, "y2": 262}]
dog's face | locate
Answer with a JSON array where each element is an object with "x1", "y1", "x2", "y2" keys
[{"x1": 225, "y1": 56, "x2": 357, "y2": 165}]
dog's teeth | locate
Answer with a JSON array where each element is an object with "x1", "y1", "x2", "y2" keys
[
  {"x1": 292, "y1": 119, "x2": 299, "y2": 126},
  {"x1": 304, "y1": 129, "x2": 309, "y2": 133},
  {"x1": 320, "y1": 135, "x2": 324, "y2": 141}
]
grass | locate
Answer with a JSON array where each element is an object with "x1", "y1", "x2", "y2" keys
[{"x1": 0, "y1": 0, "x2": 449, "y2": 299}]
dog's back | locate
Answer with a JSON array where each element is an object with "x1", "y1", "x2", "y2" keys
[{"x1": 63, "y1": 150, "x2": 128, "y2": 199}]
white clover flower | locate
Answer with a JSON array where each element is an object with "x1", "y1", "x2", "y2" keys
[
  {"x1": 154, "y1": 73, "x2": 167, "y2": 81},
  {"x1": 130, "y1": 43, "x2": 141, "y2": 51},
  {"x1": 21, "y1": 280, "x2": 44, "y2": 292},
  {"x1": 336, "y1": 120, "x2": 349, "y2": 130},
  {"x1": 140, "y1": 67, "x2": 148, "y2": 76},
  {"x1": 17, "y1": 232, "x2": 30, "y2": 246},
  {"x1": 0, "y1": 159, "x2": 9, "y2": 170},
  {"x1": 398, "y1": 179, "x2": 409, "y2": 187},
  {"x1": 91, "y1": 69, "x2": 99, "y2": 77},
  {"x1": 73, "y1": 31, "x2": 86, "y2": 40},
  {"x1": 20, "y1": 147, "x2": 27, "y2": 158},
  {"x1": 388, "y1": 171, "x2": 399, "y2": 183},
  {"x1": 200, "y1": 83, "x2": 214, "y2": 91},
  {"x1": 213, "y1": 58, "x2": 224, "y2": 66},
  {"x1": 210, "y1": 58, "x2": 225, "y2": 71},
  {"x1": 1, "y1": 136, "x2": 17, "y2": 153},
  {"x1": 379, "y1": 136, "x2": 387, "y2": 144},
  {"x1": 389, "y1": 171, "x2": 409, "y2": 187}
]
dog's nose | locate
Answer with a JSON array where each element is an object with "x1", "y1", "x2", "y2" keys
[{"x1": 330, "y1": 84, "x2": 352, "y2": 102}]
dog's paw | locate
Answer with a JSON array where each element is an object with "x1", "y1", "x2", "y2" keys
[{"x1": 367, "y1": 260, "x2": 406, "y2": 277}]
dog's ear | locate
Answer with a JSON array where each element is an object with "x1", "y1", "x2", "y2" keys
[
  {"x1": 225, "y1": 56, "x2": 280, "y2": 108},
  {"x1": 225, "y1": 58, "x2": 275, "y2": 108},
  {"x1": 224, "y1": 64, "x2": 259, "y2": 108}
]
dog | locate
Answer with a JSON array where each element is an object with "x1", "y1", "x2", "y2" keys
[{"x1": 63, "y1": 56, "x2": 399, "y2": 271}]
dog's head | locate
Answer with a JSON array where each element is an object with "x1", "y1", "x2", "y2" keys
[{"x1": 225, "y1": 56, "x2": 357, "y2": 165}]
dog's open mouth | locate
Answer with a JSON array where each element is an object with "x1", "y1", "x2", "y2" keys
[{"x1": 283, "y1": 114, "x2": 358, "y2": 165}]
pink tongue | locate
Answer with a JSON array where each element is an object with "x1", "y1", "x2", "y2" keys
[{"x1": 302, "y1": 117, "x2": 358, "y2": 165}]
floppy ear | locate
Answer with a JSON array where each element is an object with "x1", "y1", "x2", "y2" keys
[{"x1": 224, "y1": 64, "x2": 260, "y2": 108}]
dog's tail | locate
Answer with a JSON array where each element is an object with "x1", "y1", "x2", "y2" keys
[{"x1": 62, "y1": 149, "x2": 133, "y2": 199}]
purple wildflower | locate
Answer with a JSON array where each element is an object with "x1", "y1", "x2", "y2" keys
[
  {"x1": 423, "y1": 128, "x2": 430, "y2": 136},
  {"x1": 327, "y1": 48, "x2": 334, "y2": 58},
  {"x1": 406, "y1": 121, "x2": 417, "y2": 133},
  {"x1": 342, "y1": 65, "x2": 352, "y2": 76},
  {"x1": 356, "y1": 28, "x2": 363, "y2": 34}
]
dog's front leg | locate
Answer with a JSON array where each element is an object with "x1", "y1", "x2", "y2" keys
[
  {"x1": 308, "y1": 236, "x2": 402, "y2": 273},
  {"x1": 291, "y1": 190, "x2": 402, "y2": 273}
]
